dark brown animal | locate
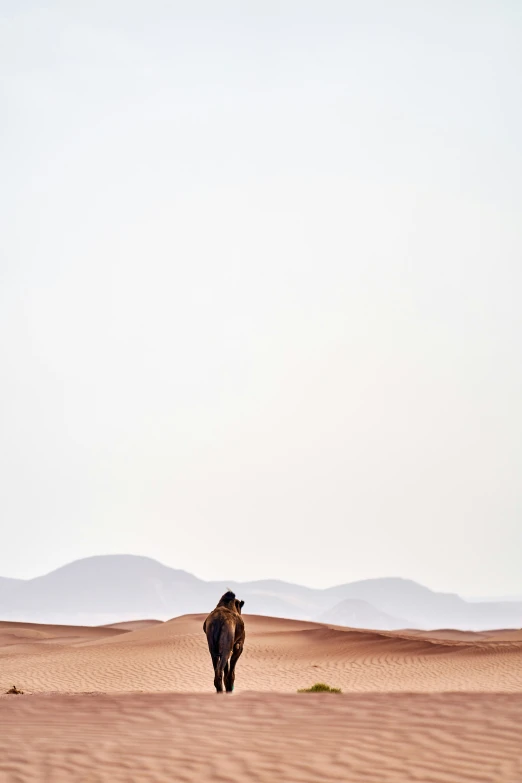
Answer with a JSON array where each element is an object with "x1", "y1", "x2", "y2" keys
[{"x1": 203, "y1": 591, "x2": 245, "y2": 693}]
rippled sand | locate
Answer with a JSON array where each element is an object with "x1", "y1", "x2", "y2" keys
[
  {"x1": 1, "y1": 693, "x2": 522, "y2": 782},
  {"x1": 1, "y1": 615, "x2": 522, "y2": 781}
]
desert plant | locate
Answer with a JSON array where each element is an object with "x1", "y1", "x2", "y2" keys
[
  {"x1": 297, "y1": 682, "x2": 341, "y2": 693},
  {"x1": 6, "y1": 685, "x2": 23, "y2": 695}
]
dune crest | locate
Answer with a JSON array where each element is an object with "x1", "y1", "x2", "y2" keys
[
  {"x1": 1, "y1": 614, "x2": 522, "y2": 694},
  {"x1": 1, "y1": 615, "x2": 522, "y2": 781}
]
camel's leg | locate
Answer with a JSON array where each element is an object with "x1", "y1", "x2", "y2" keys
[
  {"x1": 211, "y1": 653, "x2": 224, "y2": 693},
  {"x1": 214, "y1": 663, "x2": 224, "y2": 693},
  {"x1": 214, "y1": 653, "x2": 231, "y2": 693},
  {"x1": 225, "y1": 644, "x2": 243, "y2": 693},
  {"x1": 213, "y1": 626, "x2": 234, "y2": 693},
  {"x1": 214, "y1": 667, "x2": 224, "y2": 692}
]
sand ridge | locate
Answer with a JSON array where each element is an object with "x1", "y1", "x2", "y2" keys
[
  {"x1": 1, "y1": 615, "x2": 522, "y2": 782},
  {"x1": 1, "y1": 614, "x2": 522, "y2": 694}
]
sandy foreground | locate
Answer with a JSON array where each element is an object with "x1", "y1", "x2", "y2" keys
[{"x1": 1, "y1": 615, "x2": 522, "y2": 781}]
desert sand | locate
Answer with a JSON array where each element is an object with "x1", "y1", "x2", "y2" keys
[{"x1": 1, "y1": 614, "x2": 522, "y2": 781}]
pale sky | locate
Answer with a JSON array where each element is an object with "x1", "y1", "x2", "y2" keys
[{"x1": 1, "y1": 1, "x2": 521, "y2": 595}]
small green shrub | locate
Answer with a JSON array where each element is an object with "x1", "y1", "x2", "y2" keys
[{"x1": 297, "y1": 682, "x2": 342, "y2": 693}]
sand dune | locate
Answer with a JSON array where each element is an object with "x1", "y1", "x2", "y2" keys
[
  {"x1": 2, "y1": 614, "x2": 522, "y2": 694},
  {"x1": 407, "y1": 627, "x2": 522, "y2": 642},
  {"x1": 100, "y1": 619, "x2": 163, "y2": 631},
  {"x1": 1, "y1": 614, "x2": 522, "y2": 781},
  {"x1": 1, "y1": 692, "x2": 521, "y2": 783},
  {"x1": 0, "y1": 619, "x2": 127, "y2": 649}
]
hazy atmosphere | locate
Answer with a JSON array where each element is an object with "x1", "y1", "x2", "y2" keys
[{"x1": 1, "y1": 1, "x2": 521, "y2": 595}]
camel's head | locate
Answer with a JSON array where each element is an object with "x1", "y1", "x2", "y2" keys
[{"x1": 217, "y1": 591, "x2": 245, "y2": 614}]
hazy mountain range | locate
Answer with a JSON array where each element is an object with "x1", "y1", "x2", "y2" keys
[{"x1": 1, "y1": 555, "x2": 521, "y2": 631}]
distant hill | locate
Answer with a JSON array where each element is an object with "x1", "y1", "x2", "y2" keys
[
  {"x1": 318, "y1": 599, "x2": 408, "y2": 630},
  {"x1": 465, "y1": 594, "x2": 522, "y2": 603},
  {"x1": 1, "y1": 555, "x2": 521, "y2": 630},
  {"x1": 321, "y1": 577, "x2": 522, "y2": 630}
]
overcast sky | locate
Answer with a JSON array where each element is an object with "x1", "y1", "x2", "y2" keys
[{"x1": 1, "y1": 1, "x2": 521, "y2": 595}]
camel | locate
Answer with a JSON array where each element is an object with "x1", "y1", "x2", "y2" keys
[{"x1": 203, "y1": 591, "x2": 245, "y2": 693}]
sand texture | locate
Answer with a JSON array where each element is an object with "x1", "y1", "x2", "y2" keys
[
  {"x1": 1, "y1": 693, "x2": 522, "y2": 782},
  {"x1": 1, "y1": 614, "x2": 522, "y2": 693},
  {"x1": 1, "y1": 615, "x2": 522, "y2": 782}
]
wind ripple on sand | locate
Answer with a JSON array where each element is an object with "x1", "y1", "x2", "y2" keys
[
  {"x1": 1, "y1": 693, "x2": 522, "y2": 783},
  {"x1": 1, "y1": 614, "x2": 521, "y2": 693}
]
